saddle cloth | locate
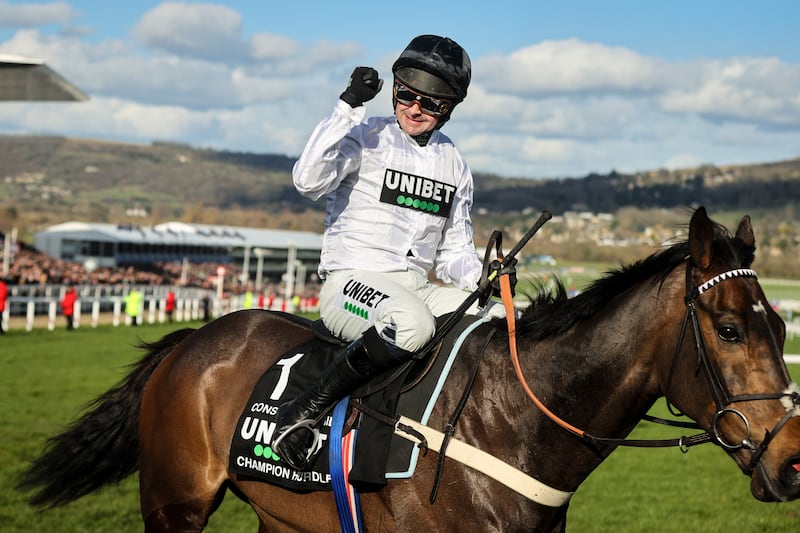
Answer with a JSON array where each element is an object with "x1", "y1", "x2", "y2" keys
[{"x1": 228, "y1": 315, "x2": 486, "y2": 493}]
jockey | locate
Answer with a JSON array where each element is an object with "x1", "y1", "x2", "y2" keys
[{"x1": 272, "y1": 34, "x2": 513, "y2": 470}]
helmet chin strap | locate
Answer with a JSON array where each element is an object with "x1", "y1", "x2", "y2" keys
[
  {"x1": 411, "y1": 130, "x2": 433, "y2": 146},
  {"x1": 412, "y1": 110, "x2": 452, "y2": 143},
  {"x1": 394, "y1": 117, "x2": 434, "y2": 146}
]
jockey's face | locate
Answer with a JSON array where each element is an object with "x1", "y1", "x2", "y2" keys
[{"x1": 395, "y1": 100, "x2": 440, "y2": 136}]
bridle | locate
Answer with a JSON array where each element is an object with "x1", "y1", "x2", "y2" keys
[
  {"x1": 666, "y1": 263, "x2": 800, "y2": 473},
  {"x1": 501, "y1": 262, "x2": 800, "y2": 471}
]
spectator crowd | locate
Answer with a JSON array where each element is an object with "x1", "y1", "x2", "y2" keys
[
  {"x1": 1, "y1": 240, "x2": 322, "y2": 326},
  {"x1": 5, "y1": 241, "x2": 243, "y2": 289}
]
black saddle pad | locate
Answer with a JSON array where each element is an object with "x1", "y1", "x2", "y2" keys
[
  {"x1": 228, "y1": 315, "x2": 486, "y2": 493},
  {"x1": 229, "y1": 338, "x2": 340, "y2": 491}
]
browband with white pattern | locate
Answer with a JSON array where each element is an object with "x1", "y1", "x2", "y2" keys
[{"x1": 695, "y1": 268, "x2": 757, "y2": 296}]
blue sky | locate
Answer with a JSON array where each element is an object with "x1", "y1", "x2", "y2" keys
[{"x1": 1, "y1": 0, "x2": 799, "y2": 179}]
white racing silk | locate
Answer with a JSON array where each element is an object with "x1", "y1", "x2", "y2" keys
[{"x1": 293, "y1": 100, "x2": 482, "y2": 291}]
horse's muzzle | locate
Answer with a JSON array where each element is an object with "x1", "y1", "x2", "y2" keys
[{"x1": 751, "y1": 456, "x2": 800, "y2": 502}]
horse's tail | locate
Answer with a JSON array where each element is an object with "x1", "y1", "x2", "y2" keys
[{"x1": 16, "y1": 327, "x2": 197, "y2": 508}]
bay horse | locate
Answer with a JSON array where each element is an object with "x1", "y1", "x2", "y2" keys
[{"x1": 18, "y1": 207, "x2": 800, "y2": 531}]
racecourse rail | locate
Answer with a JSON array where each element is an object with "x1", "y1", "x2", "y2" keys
[
  {"x1": 2, "y1": 283, "x2": 798, "y2": 364},
  {"x1": 0, "y1": 283, "x2": 317, "y2": 331}
]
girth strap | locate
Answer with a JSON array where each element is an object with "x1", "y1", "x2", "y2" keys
[{"x1": 394, "y1": 416, "x2": 574, "y2": 507}]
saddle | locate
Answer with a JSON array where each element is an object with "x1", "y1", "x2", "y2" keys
[
  {"x1": 310, "y1": 317, "x2": 447, "y2": 398},
  {"x1": 228, "y1": 312, "x2": 489, "y2": 493}
]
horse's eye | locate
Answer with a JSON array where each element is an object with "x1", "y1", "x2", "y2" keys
[{"x1": 718, "y1": 324, "x2": 741, "y2": 343}]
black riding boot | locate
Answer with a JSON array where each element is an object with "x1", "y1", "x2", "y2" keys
[{"x1": 272, "y1": 327, "x2": 401, "y2": 470}]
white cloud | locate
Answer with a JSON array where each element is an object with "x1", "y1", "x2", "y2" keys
[
  {"x1": 474, "y1": 39, "x2": 800, "y2": 132},
  {"x1": 250, "y1": 33, "x2": 299, "y2": 60},
  {"x1": 305, "y1": 39, "x2": 362, "y2": 68},
  {"x1": 132, "y1": 2, "x2": 247, "y2": 61},
  {"x1": 664, "y1": 153, "x2": 704, "y2": 170},
  {"x1": 476, "y1": 39, "x2": 666, "y2": 96},
  {"x1": 0, "y1": 28, "x2": 95, "y2": 67},
  {"x1": 0, "y1": 1, "x2": 75, "y2": 28},
  {"x1": 1, "y1": 17, "x2": 799, "y2": 179},
  {"x1": 660, "y1": 57, "x2": 800, "y2": 126}
]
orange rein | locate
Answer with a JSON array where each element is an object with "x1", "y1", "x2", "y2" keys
[{"x1": 499, "y1": 273, "x2": 586, "y2": 438}]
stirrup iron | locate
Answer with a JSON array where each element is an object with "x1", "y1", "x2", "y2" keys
[{"x1": 271, "y1": 418, "x2": 322, "y2": 467}]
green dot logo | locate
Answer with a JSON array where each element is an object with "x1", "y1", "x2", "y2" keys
[
  {"x1": 343, "y1": 301, "x2": 368, "y2": 319},
  {"x1": 254, "y1": 444, "x2": 281, "y2": 460},
  {"x1": 265, "y1": 446, "x2": 280, "y2": 461},
  {"x1": 392, "y1": 193, "x2": 447, "y2": 215}
]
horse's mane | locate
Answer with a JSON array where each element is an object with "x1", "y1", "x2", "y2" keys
[{"x1": 515, "y1": 218, "x2": 754, "y2": 341}]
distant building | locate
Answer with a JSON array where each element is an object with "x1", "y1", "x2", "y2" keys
[{"x1": 34, "y1": 221, "x2": 322, "y2": 283}]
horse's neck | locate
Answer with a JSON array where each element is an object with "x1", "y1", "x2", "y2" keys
[
  {"x1": 489, "y1": 273, "x2": 685, "y2": 488},
  {"x1": 530, "y1": 278, "x2": 682, "y2": 424}
]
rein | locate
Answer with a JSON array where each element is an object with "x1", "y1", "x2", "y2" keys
[
  {"x1": 501, "y1": 264, "x2": 800, "y2": 461},
  {"x1": 499, "y1": 272, "x2": 710, "y2": 449}
]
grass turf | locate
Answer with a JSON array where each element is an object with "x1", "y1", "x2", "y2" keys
[{"x1": 2, "y1": 321, "x2": 799, "y2": 531}]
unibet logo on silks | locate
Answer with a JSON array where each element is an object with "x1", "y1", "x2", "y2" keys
[{"x1": 380, "y1": 169, "x2": 456, "y2": 218}]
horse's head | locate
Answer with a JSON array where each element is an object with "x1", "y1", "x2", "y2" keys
[{"x1": 669, "y1": 206, "x2": 800, "y2": 502}]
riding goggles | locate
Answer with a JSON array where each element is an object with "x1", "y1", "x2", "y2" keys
[{"x1": 394, "y1": 81, "x2": 452, "y2": 117}]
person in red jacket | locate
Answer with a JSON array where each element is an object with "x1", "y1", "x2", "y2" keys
[
  {"x1": 0, "y1": 277, "x2": 8, "y2": 335},
  {"x1": 60, "y1": 286, "x2": 78, "y2": 331},
  {"x1": 164, "y1": 289, "x2": 176, "y2": 323}
]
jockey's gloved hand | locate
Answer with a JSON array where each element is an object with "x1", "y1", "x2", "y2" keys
[
  {"x1": 340, "y1": 66, "x2": 383, "y2": 108},
  {"x1": 489, "y1": 259, "x2": 517, "y2": 299}
]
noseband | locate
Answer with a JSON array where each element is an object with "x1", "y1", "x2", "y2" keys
[{"x1": 669, "y1": 263, "x2": 800, "y2": 474}]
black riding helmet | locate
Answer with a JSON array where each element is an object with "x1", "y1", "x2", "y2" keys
[{"x1": 391, "y1": 34, "x2": 471, "y2": 128}]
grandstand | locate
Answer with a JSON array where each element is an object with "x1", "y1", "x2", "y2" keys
[{"x1": 34, "y1": 221, "x2": 322, "y2": 284}]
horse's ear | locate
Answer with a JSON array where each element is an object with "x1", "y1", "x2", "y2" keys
[
  {"x1": 688, "y1": 206, "x2": 714, "y2": 270},
  {"x1": 735, "y1": 215, "x2": 755, "y2": 248}
]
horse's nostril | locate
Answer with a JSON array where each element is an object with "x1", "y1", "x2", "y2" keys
[{"x1": 781, "y1": 456, "x2": 800, "y2": 488}]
